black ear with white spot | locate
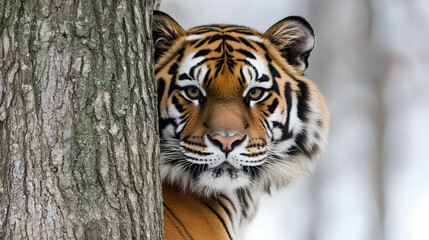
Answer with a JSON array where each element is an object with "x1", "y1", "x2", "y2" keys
[
  {"x1": 263, "y1": 16, "x2": 315, "y2": 73},
  {"x1": 153, "y1": 11, "x2": 185, "y2": 61}
]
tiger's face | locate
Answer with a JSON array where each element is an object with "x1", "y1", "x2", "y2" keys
[{"x1": 153, "y1": 11, "x2": 329, "y2": 196}]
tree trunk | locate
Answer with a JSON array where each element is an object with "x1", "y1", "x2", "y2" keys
[{"x1": 0, "y1": 0, "x2": 162, "y2": 239}]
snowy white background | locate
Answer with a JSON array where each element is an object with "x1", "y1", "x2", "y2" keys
[{"x1": 160, "y1": 0, "x2": 429, "y2": 239}]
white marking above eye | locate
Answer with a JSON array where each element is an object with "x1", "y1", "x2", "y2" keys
[
  {"x1": 241, "y1": 53, "x2": 272, "y2": 100},
  {"x1": 179, "y1": 52, "x2": 208, "y2": 83},
  {"x1": 186, "y1": 35, "x2": 203, "y2": 41},
  {"x1": 180, "y1": 52, "x2": 204, "y2": 79},
  {"x1": 247, "y1": 35, "x2": 263, "y2": 42}
]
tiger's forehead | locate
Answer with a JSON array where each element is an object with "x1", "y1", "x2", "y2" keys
[
  {"x1": 184, "y1": 25, "x2": 264, "y2": 53},
  {"x1": 187, "y1": 24, "x2": 262, "y2": 38},
  {"x1": 177, "y1": 25, "x2": 273, "y2": 96}
]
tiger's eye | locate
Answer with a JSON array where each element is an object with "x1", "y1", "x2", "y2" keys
[
  {"x1": 186, "y1": 86, "x2": 202, "y2": 99},
  {"x1": 247, "y1": 88, "x2": 264, "y2": 101}
]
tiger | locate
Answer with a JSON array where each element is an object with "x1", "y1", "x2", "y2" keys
[{"x1": 153, "y1": 10, "x2": 329, "y2": 240}]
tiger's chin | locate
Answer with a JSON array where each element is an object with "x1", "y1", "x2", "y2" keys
[
  {"x1": 194, "y1": 163, "x2": 253, "y2": 194},
  {"x1": 161, "y1": 161, "x2": 257, "y2": 196}
]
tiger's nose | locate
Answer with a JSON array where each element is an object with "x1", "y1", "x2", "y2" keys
[{"x1": 207, "y1": 134, "x2": 247, "y2": 153}]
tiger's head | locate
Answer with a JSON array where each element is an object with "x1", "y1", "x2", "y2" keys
[{"x1": 153, "y1": 11, "x2": 329, "y2": 196}]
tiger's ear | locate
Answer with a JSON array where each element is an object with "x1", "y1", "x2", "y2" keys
[
  {"x1": 153, "y1": 11, "x2": 185, "y2": 61},
  {"x1": 263, "y1": 16, "x2": 315, "y2": 73}
]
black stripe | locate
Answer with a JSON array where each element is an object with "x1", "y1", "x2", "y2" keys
[
  {"x1": 227, "y1": 63, "x2": 234, "y2": 74},
  {"x1": 214, "y1": 61, "x2": 223, "y2": 79},
  {"x1": 157, "y1": 78, "x2": 165, "y2": 104},
  {"x1": 219, "y1": 194, "x2": 237, "y2": 213},
  {"x1": 239, "y1": 69, "x2": 247, "y2": 85},
  {"x1": 172, "y1": 96, "x2": 184, "y2": 113},
  {"x1": 191, "y1": 26, "x2": 221, "y2": 31},
  {"x1": 237, "y1": 77, "x2": 244, "y2": 86},
  {"x1": 189, "y1": 64, "x2": 199, "y2": 79},
  {"x1": 217, "y1": 199, "x2": 233, "y2": 223},
  {"x1": 182, "y1": 146, "x2": 212, "y2": 156},
  {"x1": 238, "y1": 37, "x2": 256, "y2": 50},
  {"x1": 265, "y1": 53, "x2": 272, "y2": 62},
  {"x1": 296, "y1": 80, "x2": 309, "y2": 122},
  {"x1": 267, "y1": 98, "x2": 279, "y2": 114},
  {"x1": 194, "y1": 49, "x2": 211, "y2": 58},
  {"x1": 237, "y1": 49, "x2": 256, "y2": 59},
  {"x1": 198, "y1": 24, "x2": 229, "y2": 29},
  {"x1": 192, "y1": 29, "x2": 219, "y2": 35},
  {"x1": 225, "y1": 43, "x2": 234, "y2": 52},
  {"x1": 226, "y1": 29, "x2": 256, "y2": 35},
  {"x1": 271, "y1": 77, "x2": 280, "y2": 95},
  {"x1": 164, "y1": 211, "x2": 189, "y2": 240},
  {"x1": 178, "y1": 73, "x2": 191, "y2": 80},
  {"x1": 163, "y1": 203, "x2": 195, "y2": 240},
  {"x1": 268, "y1": 64, "x2": 280, "y2": 79},
  {"x1": 257, "y1": 74, "x2": 270, "y2": 82},
  {"x1": 205, "y1": 76, "x2": 213, "y2": 89},
  {"x1": 167, "y1": 64, "x2": 179, "y2": 95},
  {"x1": 223, "y1": 35, "x2": 240, "y2": 42},
  {"x1": 214, "y1": 42, "x2": 223, "y2": 52},
  {"x1": 183, "y1": 140, "x2": 207, "y2": 148},
  {"x1": 157, "y1": 78, "x2": 166, "y2": 135},
  {"x1": 168, "y1": 63, "x2": 178, "y2": 74},
  {"x1": 240, "y1": 151, "x2": 267, "y2": 157},
  {"x1": 203, "y1": 68, "x2": 212, "y2": 87},
  {"x1": 168, "y1": 75, "x2": 178, "y2": 96},
  {"x1": 209, "y1": 34, "x2": 223, "y2": 44},
  {"x1": 272, "y1": 121, "x2": 282, "y2": 129},
  {"x1": 194, "y1": 37, "x2": 210, "y2": 48},
  {"x1": 202, "y1": 202, "x2": 233, "y2": 240},
  {"x1": 159, "y1": 117, "x2": 176, "y2": 132},
  {"x1": 176, "y1": 48, "x2": 185, "y2": 62},
  {"x1": 284, "y1": 82, "x2": 293, "y2": 139}
]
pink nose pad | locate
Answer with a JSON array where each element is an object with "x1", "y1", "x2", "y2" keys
[{"x1": 210, "y1": 134, "x2": 244, "y2": 153}]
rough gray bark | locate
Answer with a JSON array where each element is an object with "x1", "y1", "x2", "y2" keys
[{"x1": 0, "y1": 0, "x2": 162, "y2": 239}]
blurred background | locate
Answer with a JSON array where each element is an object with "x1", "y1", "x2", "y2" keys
[{"x1": 159, "y1": 0, "x2": 429, "y2": 239}]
